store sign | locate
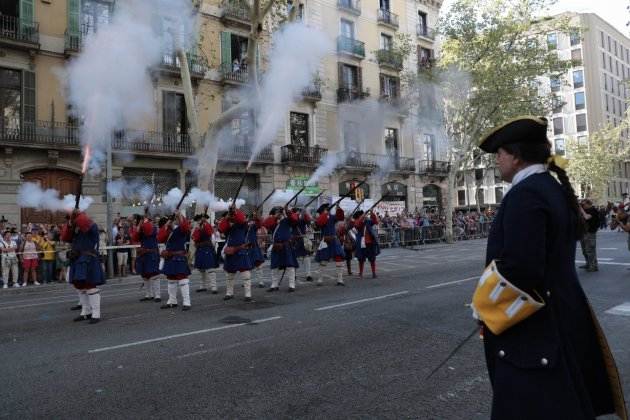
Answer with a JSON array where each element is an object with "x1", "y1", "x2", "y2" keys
[
  {"x1": 339, "y1": 179, "x2": 370, "y2": 200},
  {"x1": 382, "y1": 181, "x2": 407, "y2": 198},
  {"x1": 376, "y1": 201, "x2": 406, "y2": 216},
  {"x1": 287, "y1": 176, "x2": 321, "y2": 196}
]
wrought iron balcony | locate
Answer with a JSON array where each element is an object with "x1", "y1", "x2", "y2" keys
[
  {"x1": 337, "y1": 87, "x2": 369, "y2": 103},
  {"x1": 64, "y1": 24, "x2": 89, "y2": 53},
  {"x1": 377, "y1": 9, "x2": 399, "y2": 29},
  {"x1": 417, "y1": 160, "x2": 450, "y2": 175},
  {"x1": 281, "y1": 145, "x2": 327, "y2": 165},
  {"x1": 416, "y1": 24, "x2": 435, "y2": 40},
  {"x1": 302, "y1": 81, "x2": 322, "y2": 101},
  {"x1": 221, "y1": 0, "x2": 251, "y2": 24},
  {"x1": 394, "y1": 157, "x2": 416, "y2": 172},
  {"x1": 0, "y1": 15, "x2": 39, "y2": 47},
  {"x1": 337, "y1": 0, "x2": 361, "y2": 15},
  {"x1": 376, "y1": 49, "x2": 403, "y2": 70},
  {"x1": 343, "y1": 151, "x2": 379, "y2": 169},
  {"x1": 337, "y1": 35, "x2": 365, "y2": 58},
  {"x1": 218, "y1": 143, "x2": 274, "y2": 163},
  {"x1": 220, "y1": 62, "x2": 249, "y2": 84},
  {"x1": 112, "y1": 130, "x2": 192, "y2": 154},
  {"x1": 160, "y1": 52, "x2": 208, "y2": 78},
  {"x1": 379, "y1": 93, "x2": 401, "y2": 107}
]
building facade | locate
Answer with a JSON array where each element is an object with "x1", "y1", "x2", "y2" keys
[{"x1": 0, "y1": 0, "x2": 444, "y2": 228}]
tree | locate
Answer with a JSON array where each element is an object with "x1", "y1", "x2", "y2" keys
[
  {"x1": 566, "y1": 117, "x2": 630, "y2": 203},
  {"x1": 412, "y1": 0, "x2": 575, "y2": 242},
  {"x1": 177, "y1": 0, "x2": 301, "y2": 195}
]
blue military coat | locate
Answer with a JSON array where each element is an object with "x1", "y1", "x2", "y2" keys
[
  {"x1": 135, "y1": 223, "x2": 160, "y2": 278},
  {"x1": 269, "y1": 217, "x2": 299, "y2": 269},
  {"x1": 483, "y1": 172, "x2": 616, "y2": 419},
  {"x1": 220, "y1": 213, "x2": 254, "y2": 273},
  {"x1": 246, "y1": 220, "x2": 265, "y2": 267},
  {"x1": 193, "y1": 224, "x2": 219, "y2": 270},
  {"x1": 160, "y1": 224, "x2": 191, "y2": 279},
  {"x1": 354, "y1": 217, "x2": 380, "y2": 261},
  {"x1": 67, "y1": 222, "x2": 105, "y2": 287},
  {"x1": 314, "y1": 211, "x2": 345, "y2": 262}
]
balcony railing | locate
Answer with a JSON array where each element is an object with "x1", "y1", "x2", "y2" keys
[
  {"x1": 220, "y1": 62, "x2": 249, "y2": 84},
  {"x1": 281, "y1": 145, "x2": 327, "y2": 165},
  {"x1": 337, "y1": 0, "x2": 361, "y2": 15},
  {"x1": 302, "y1": 81, "x2": 322, "y2": 101},
  {"x1": 379, "y1": 93, "x2": 401, "y2": 107},
  {"x1": 219, "y1": 143, "x2": 274, "y2": 163},
  {"x1": 376, "y1": 49, "x2": 403, "y2": 70},
  {"x1": 418, "y1": 160, "x2": 450, "y2": 175},
  {"x1": 343, "y1": 151, "x2": 379, "y2": 169},
  {"x1": 416, "y1": 24, "x2": 435, "y2": 40},
  {"x1": 0, "y1": 15, "x2": 39, "y2": 45},
  {"x1": 221, "y1": 0, "x2": 251, "y2": 23},
  {"x1": 64, "y1": 24, "x2": 89, "y2": 52},
  {"x1": 337, "y1": 35, "x2": 365, "y2": 58},
  {"x1": 160, "y1": 52, "x2": 208, "y2": 77},
  {"x1": 337, "y1": 87, "x2": 369, "y2": 103},
  {"x1": 377, "y1": 9, "x2": 399, "y2": 29},
  {"x1": 395, "y1": 157, "x2": 416, "y2": 172},
  {"x1": 0, "y1": 121, "x2": 193, "y2": 155}
]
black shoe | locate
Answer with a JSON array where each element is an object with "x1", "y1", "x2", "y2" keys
[
  {"x1": 196, "y1": 288, "x2": 207, "y2": 293},
  {"x1": 586, "y1": 267, "x2": 599, "y2": 272},
  {"x1": 267, "y1": 287, "x2": 279, "y2": 292},
  {"x1": 70, "y1": 305, "x2": 82, "y2": 311},
  {"x1": 160, "y1": 303, "x2": 178, "y2": 309},
  {"x1": 244, "y1": 297, "x2": 252, "y2": 302},
  {"x1": 288, "y1": 287, "x2": 295, "y2": 293},
  {"x1": 211, "y1": 290, "x2": 218, "y2": 294},
  {"x1": 579, "y1": 265, "x2": 588, "y2": 269},
  {"x1": 88, "y1": 318, "x2": 100, "y2": 324},
  {"x1": 336, "y1": 282, "x2": 345, "y2": 286},
  {"x1": 182, "y1": 305, "x2": 191, "y2": 311},
  {"x1": 73, "y1": 314, "x2": 91, "y2": 322},
  {"x1": 306, "y1": 276, "x2": 313, "y2": 282},
  {"x1": 372, "y1": 274, "x2": 377, "y2": 279},
  {"x1": 139, "y1": 297, "x2": 153, "y2": 302},
  {"x1": 153, "y1": 298, "x2": 161, "y2": 303},
  {"x1": 223, "y1": 295, "x2": 234, "y2": 301}
]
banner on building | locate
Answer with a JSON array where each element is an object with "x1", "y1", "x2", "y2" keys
[{"x1": 376, "y1": 201, "x2": 406, "y2": 216}]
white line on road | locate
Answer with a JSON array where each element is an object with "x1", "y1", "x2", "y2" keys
[
  {"x1": 576, "y1": 260, "x2": 630, "y2": 267},
  {"x1": 177, "y1": 336, "x2": 274, "y2": 359},
  {"x1": 88, "y1": 316, "x2": 283, "y2": 353},
  {"x1": 599, "y1": 248, "x2": 618, "y2": 250},
  {"x1": 314, "y1": 291, "x2": 409, "y2": 311},
  {"x1": 425, "y1": 277, "x2": 478, "y2": 289}
]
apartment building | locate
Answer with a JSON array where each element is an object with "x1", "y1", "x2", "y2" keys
[{"x1": 0, "y1": 0, "x2": 443, "y2": 226}]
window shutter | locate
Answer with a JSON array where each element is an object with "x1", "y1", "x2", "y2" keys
[
  {"x1": 22, "y1": 70, "x2": 36, "y2": 135},
  {"x1": 356, "y1": 66, "x2": 362, "y2": 92},
  {"x1": 20, "y1": 0, "x2": 35, "y2": 35},
  {"x1": 337, "y1": 62, "x2": 344, "y2": 88},
  {"x1": 379, "y1": 74, "x2": 384, "y2": 96},
  {"x1": 67, "y1": 0, "x2": 81, "y2": 35},
  {"x1": 395, "y1": 77, "x2": 400, "y2": 98},
  {"x1": 220, "y1": 32, "x2": 232, "y2": 67}
]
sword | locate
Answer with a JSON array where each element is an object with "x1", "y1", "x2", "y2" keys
[{"x1": 425, "y1": 326, "x2": 481, "y2": 380}]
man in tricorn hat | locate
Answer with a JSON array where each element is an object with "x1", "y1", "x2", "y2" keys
[
  {"x1": 474, "y1": 116, "x2": 626, "y2": 419},
  {"x1": 264, "y1": 206, "x2": 299, "y2": 292},
  {"x1": 314, "y1": 203, "x2": 346, "y2": 286},
  {"x1": 133, "y1": 213, "x2": 161, "y2": 302},
  {"x1": 192, "y1": 213, "x2": 220, "y2": 294},
  {"x1": 157, "y1": 211, "x2": 192, "y2": 311},
  {"x1": 218, "y1": 206, "x2": 253, "y2": 301}
]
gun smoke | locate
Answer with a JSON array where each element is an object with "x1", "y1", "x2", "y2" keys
[{"x1": 17, "y1": 182, "x2": 93, "y2": 212}]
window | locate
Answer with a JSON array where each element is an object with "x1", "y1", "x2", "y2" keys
[
  {"x1": 615, "y1": 40, "x2": 618, "y2": 56},
  {"x1": 340, "y1": 19, "x2": 354, "y2": 39},
  {"x1": 554, "y1": 138, "x2": 565, "y2": 156},
  {"x1": 574, "y1": 92, "x2": 585, "y2": 110},
  {"x1": 379, "y1": 0, "x2": 390, "y2": 11},
  {"x1": 553, "y1": 117, "x2": 563, "y2": 135},
  {"x1": 547, "y1": 33, "x2": 557, "y2": 50},
  {"x1": 162, "y1": 91, "x2": 188, "y2": 144},
  {"x1": 343, "y1": 121, "x2": 360, "y2": 152},
  {"x1": 475, "y1": 168, "x2": 484, "y2": 182},
  {"x1": 380, "y1": 33, "x2": 393, "y2": 50},
  {"x1": 0, "y1": 68, "x2": 22, "y2": 132},
  {"x1": 576, "y1": 114, "x2": 587, "y2": 132},
  {"x1": 384, "y1": 128, "x2": 398, "y2": 157},
  {"x1": 418, "y1": 47, "x2": 432, "y2": 64},
  {"x1": 605, "y1": 94, "x2": 609, "y2": 111},
  {"x1": 573, "y1": 70, "x2": 583, "y2": 88},
  {"x1": 340, "y1": 63, "x2": 358, "y2": 89},
  {"x1": 552, "y1": 96, "x2": 563, "y2": 114},
  {"x1": 495, "y1": 187, "x2": 504, "y2": 203},
  {"x1": 617, "y1": 60, "x2": 620, "y2": 76},
  {"x1": 476, "y1": 189, "x2": 485, "y2": 205},
  {"x1": 423, "y1": 134, "x2": 435, "y2": 161},
  {"x1": 608, "y1": 36, "x2": 611, "y2": 52},
  {"x1": 380, "y1": 74, "x2": 399, "y2": 98},
  {"x1": 609, "y1": 56, "x2": 613, "y2": 71},
  {"x1": 418, "y1": 11, "x2": 428, "y2": 35},
  {"x1": 457, "y1": 190, "x2": 466, "y2": 206},
  {"x1": 601, "y1": 31, "x2": 604, "y2": 48},
  {"x1": 81, "y1": 0, "x2": 113, "y2": 36},
  {"x1": 602, "y1": 52, "x2": 606, "y2": 68},
  {"x1": 571, "y1": 49, "x2": 582, "y2": 62},
  {"x1": 289, "y1": 112, "x2": 309, "y2": 147},
  {"x1": 550, "y1": 76, "x2": 561, "y2": 92},
  {"x1": 570, "y1": 30, "x2": 580, "y2": 46},
  {"x1": 220, "y1": 32, "x2": 249, "y2": 73}
]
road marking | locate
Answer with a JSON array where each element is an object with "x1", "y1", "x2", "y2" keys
[
  {"x1": 576, "y1": 260, "x2": 630, "y2": 267},
  {"x1": 88, "y1": 316, "x2": 282, "y2": 353},
  {"x1": 599, "y1": 248, "x2": 618, "y2": 250},
  {"x1": 314, "y1": 291, "x2": 409, "y2": 311},
  {"x1": 598, "y1": 258, "x2": 614, "y2": 261},
  {"x1": 606, "y1": 302, "x2": 630, "y2": 316},
  {"x1": 177, "y1": 336, "x2": 274, "y2": 359},
  {"x1": 425, "y1": 277, "x2": 478, "y2": 289}
]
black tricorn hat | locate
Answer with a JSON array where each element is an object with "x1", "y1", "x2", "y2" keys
[
  {"x1": 353, "y1": 210, "x2": 364, "y2": 219},
  {"x1": 193, "y1": 214, "x2": 210, "y2": 222},
  {"x1": 317, "y1": 203, "x2": 330, "y2": 214},
  {"x1": 269, "y1": 206, "x2": 284, "y2": 216},
  {"x1": 478, "y1": 116, "x2": 549, "y2": 153}
]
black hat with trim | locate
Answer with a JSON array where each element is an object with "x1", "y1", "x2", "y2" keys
[
  {"x1": 269, "y1": 206, "x2": 284, "y2": 216},
  {"x1": 478, "y1": 116, "x2": 549, "y2": 153},
  {"x1": 353, "y1": 210, "x2": 364, "y2": 219},
  {"x1": 317, "y1": 203, "x2": 330, "y2": 214}
]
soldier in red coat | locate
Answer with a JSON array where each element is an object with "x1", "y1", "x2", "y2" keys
[
  {"x1": 132, "y1": 214, "x2": 161, "y2": 302},
  {"x1": 157, "y1": 211, "x2": 192, "y2": 310},
  {"x1": 192, "y1": 214, "x2": 220, "y2": 294},
  {"x1": 314, "y1": 204, "x2": 346, "y2": 286},
  {"x1": 218, "y1": 208, "x2": 254, "y2": 301}
]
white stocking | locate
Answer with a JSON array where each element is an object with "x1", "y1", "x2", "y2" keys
[
  {"x1": 208, "y1": 271, "x2": 217, "y2": 291},
  {"x1": 226, "y1": 273, "x2": 235, "y2": 296},
  {"x1": 167, "y1": 280, "x2": 178, "y2": 304},
  {"x1": 79, "y1": 291, "x2": 90, "y2": 316},
  {"x1": 179, "y1": 279, "x2": 191, "y2": 306},
  {"x1": 87, "y1": 288, "x2": 100, "y2": 319},
  {"x1": 304, "y1": 257, "x2": 312, "y2": 276},
  {"x1": 287, "y1": 267, "x2": 296, "y2": 289},
  {"x1": 242, "y1": 271, "x2": 252, "y2": 298},
  {"x1": 151, "y1": 276, "x2": 161, "y2": 299}
]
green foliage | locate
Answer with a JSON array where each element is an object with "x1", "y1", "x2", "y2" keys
[{"x1": 566, "y1": 118, "x2": 630, "y2": 202}]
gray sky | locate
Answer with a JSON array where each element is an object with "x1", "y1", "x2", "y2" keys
[{"x1": 439, "y1": 1, "x2": 629, "y2": 35}]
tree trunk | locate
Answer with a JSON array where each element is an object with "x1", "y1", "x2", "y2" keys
[{"x1": 445, "y1": 168, "x2": 456, "y2": 243}]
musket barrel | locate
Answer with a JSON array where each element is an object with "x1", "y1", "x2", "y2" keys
[
  {"x1": 255, "y1": 189, "x2": 276, "y2": 213},
  {"x1": 74, "y1": 175, "x2": 83, "y2": 210},
  {"x1": 331, "y1": 179, "x2": 366, "y2": 208},
  {"x1": 284, "y1": 186, "x2": 306, "y2": 207}
]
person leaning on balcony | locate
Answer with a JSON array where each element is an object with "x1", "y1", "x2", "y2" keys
[{"x1": 475, "y1": 116, "x2": 626, "y2": 420}]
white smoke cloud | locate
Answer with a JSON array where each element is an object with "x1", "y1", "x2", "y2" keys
[
  {"x1": 162, "y1": 187, "x2": 244, "y2": 212},
  {"x1": 248, "y1": 23, "x2": 332, "y2": 165},
  {"x1": 62, "y1": 0, "x2": 198, "y2": 175},
  {"x1": 17, "y1": 182, "x2": 93, "y2": 212},
  {"x1": 107, "y1": 179, "x2": 154, "y2": 203},
  {"x1": 306, "y1": 154, "x2": 342, "y2": 186}
]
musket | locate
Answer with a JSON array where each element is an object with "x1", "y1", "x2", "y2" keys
[
  {"x1": 74, "y1": 175, "x2": 83, "y2": 211},
  {"x1": 255, "y1": 189, "x2": 276, "y2": 213},
  {"x1": 350, "y1": 200, "x2": 363, "y2": 217},
  {"x1": 364, "y1": 195, "x2": 390, "y2": 214},
  {"x1": 330, "y1": 179, "x2": 366, "y2": 209},
  {"x1": 284, "y1": 186, "x2": 306, "y2": 208},
  {"x1": 303, "y1": 191, "x2": 325, "y2": 210},
  {"x1": 231, "y1": 170, "x2": 248, "y2": 210},
  {"x1": 425, "y1": 326, "x2": 480, "y2": 380},
  {"x1": 170, "y1": 187, "x2": 190, "y2": 220}
]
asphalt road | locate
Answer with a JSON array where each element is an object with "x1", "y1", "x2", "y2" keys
[{"x1": 1, "y1": 231, "x2": 629, "y2": 419}]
